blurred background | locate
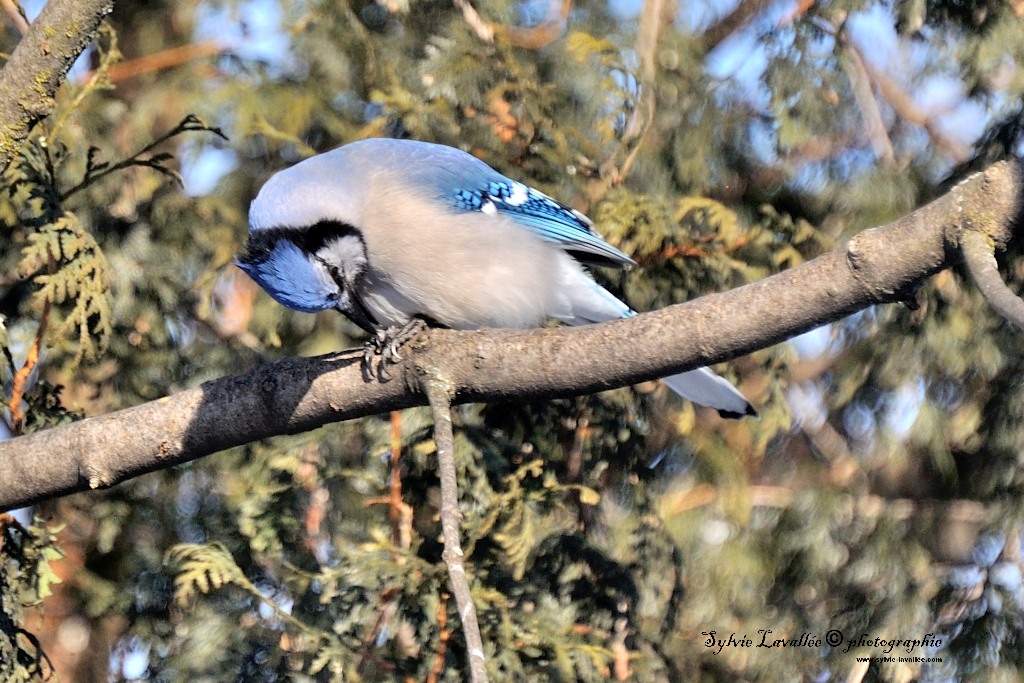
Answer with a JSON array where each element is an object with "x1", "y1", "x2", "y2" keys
[{"x1": 2, "y1": 0, "x2": 1024, "y2": 680}]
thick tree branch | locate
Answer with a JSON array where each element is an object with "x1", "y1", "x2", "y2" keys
[
  {"x1": 0, "y1": 0, "x2": 112, "y2": 170},
  {"x1": 0, "y1": 161, "x2": 1022, "y2": 512}
]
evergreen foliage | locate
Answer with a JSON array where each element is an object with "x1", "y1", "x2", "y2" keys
[{"x1": 3, "y1": 0, "x2": 1024, "y2": 681}]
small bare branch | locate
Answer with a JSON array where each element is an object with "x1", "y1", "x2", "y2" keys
[
  {"x1": 454, "y1": 0, "x2": 572, "y2": 48},
  {"x1": 80, "y1": 40, "x2": 226, "y2": 84},
  {"x1": 961, "y1": 229, "x2": 1024, "y2": 331},
  {"x1": 703, "y1": 0, "x2": 772, "y2": 51},
  {"x1": 846, "y1": 658, "x2": 870, "y2": 683},
  {"x1": 841, "y1": 36, "x2": 896, "y2": 168},
  {"x1": 61, "y1": 115, "x2": 227, "y2": 200},
  {"x1": 0, "y1": 0, "x2": 28, "y2": 35},
  {"x1": 635, "y1": 0, "x2": 665, "y2": 85},
  {"x1": 427, "y1": 593, "x2": 452, "y2": 683},
  {"x1": 778, "y1": 0, "x2": 815, "y2": 27},
  {"x1": 425, "y1": 376, "x2": 489, "y2": 683},
  {"x1": 499, "y1": 0, "x2": 571, "y2": 48},
  {"x1": 852, "y1": 42, "x2": 971, "y2": 163},
  {"x1": 453, "y1": 0, "x2": 494, "y2": 43},
  {"x1": 7, "y1": 300, "x2": 49, "y2": 434},
  {"x1": 611, "y1": 0, "x2": 666, "y2": 185}
]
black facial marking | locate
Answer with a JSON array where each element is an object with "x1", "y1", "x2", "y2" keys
[
  {"x1": 240, "y1": 220, "x2": 363, "y2": 265},
  {"x1": 239, "y1": 219, "x2": 380, "y2": 332}
]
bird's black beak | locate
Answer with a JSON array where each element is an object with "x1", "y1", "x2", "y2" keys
[{"x1": 337, "y1": 288, "x2": 377, "y2": 335}]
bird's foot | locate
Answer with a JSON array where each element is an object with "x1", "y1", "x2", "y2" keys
[{"x1": 362, "y1": 319, "x2": 428, "y2": 378}]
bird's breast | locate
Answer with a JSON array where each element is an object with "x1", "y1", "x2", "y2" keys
[{"x1": 358, "y1": 201, "x2": 566, "y2": 330}]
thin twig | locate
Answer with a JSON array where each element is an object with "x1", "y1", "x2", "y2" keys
[
  {"x1": 453, "y1": 0, "x2": 570, "y2": 49},
  {"x1": 8, "y1": 300, "x2": 49, "y2": 434},
  {"x1": 498, "y1": 0, "x2": 572, "y2": 48},
  {"x1": 703, "y1": 0, "x2": 772, "y2": 51},
  {"x1": 778, "y1": 0, "x2": 815, "y2": 27},
  {"x1": 657, "y1": 482, "x2": 986, "y2": 531},
  {"x1": 565, "y1": 412, "x2": 594, "y2": 529},
  {"x1": 388, "y1": 411, "x2": 413, "y2": 549},
  {"x1": 613, "y1": 0, "x2": 664, "y2": 185},
  {"x1": 0, "y1": 512, "x2": 10, "y2": 552},
  {"x1": 453, "y1": 0, "x2": 494, "y2": 42},
  {"x1": 82, "y1": 41, "x2": 226, "y2": 84},
  {"x1": 60, "y1": 115, "x2": 227, "y2": 200},
  {"x1": 635, "y1": 0, "x2": 664, "y2": 86},
  {"x1": 961, "y1": 229, "x2": 1024, "y2": 330},
  {"x1": 616, "y1": 88, "x2": 655, "y2": 185},
  {"x1": 611, "y1": 607, "x2": 631, "y2": 679},
  {"x1": 427, "y1": 592, "x2": 451, "y2": 683},
  {"x1": 424, "y1": 376, "x2": 489, "y2": 683},
  {"x1": 297, "y1": 446, "x2": 329, "y2": 557},
  {"x1": 565, "y1": 413, "x2": 589, "y2": 484},
  {"x1": 841, "y1": 36, "x2": 895, "y2": 167},
  {"x1": 0, "y1": 0, "x2": 29, "y2": 35},
  {"x1": 364, "y1": 411, "x2": 414, "y2": 550},
  {"x1": 356, "y1": 587, "x2": 401, "y2": 674},
  {"x1": 849, "y1": 37, "x2": 970, "y2": 163},
  {"x1": 357, "y1": 412, "x2": 414, "y2": 670},
  {"x1": 845, "y1": 659, "x2": 869, "y2": 683}
]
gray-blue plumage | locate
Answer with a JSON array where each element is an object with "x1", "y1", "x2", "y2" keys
[{"x1": 237, "y1": 138, "x2": 755, "y2": 417}]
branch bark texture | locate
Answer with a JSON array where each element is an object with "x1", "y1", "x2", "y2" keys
[
  {"x1": 0, "y1": 161, "x2": 1022, "y2": 511},
  {"x1": 0, "y1": 0, "x2": 113, "y2": 170}
]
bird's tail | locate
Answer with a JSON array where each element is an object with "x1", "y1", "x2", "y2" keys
[
  {"x1": 662, "y1": 368, "x2": 757, "y2": 419},
  {"x1": 555, "y1": 262, "x2": 756, "y2": 418}
]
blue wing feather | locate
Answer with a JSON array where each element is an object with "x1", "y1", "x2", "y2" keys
[
  {"x1": 386, "y1": 139, "x2": 633, "y2": 267},
  {"x1": 449, "y1": 178, "x2": 635, "y2": 267}
]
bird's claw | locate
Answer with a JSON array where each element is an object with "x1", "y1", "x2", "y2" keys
[{"x1": 362, "y1": 319, "x2": 428, "y2": 379}]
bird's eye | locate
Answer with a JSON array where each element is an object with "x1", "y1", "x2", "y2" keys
[
  {"x1": 316, "y1": 255, "x2": 347, "y2": 291},
  {"x1": 328, "y1": 264, "x2": 344, "y2": 286}
]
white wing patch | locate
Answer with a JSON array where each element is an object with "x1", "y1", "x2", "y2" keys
[{"x1": 504, "y1": 182, "x2": 530, "y2": 206}]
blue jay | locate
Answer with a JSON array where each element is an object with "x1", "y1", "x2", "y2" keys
[{"x1": 237, "y1": 138, "x2": 755, "y2": 418}]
